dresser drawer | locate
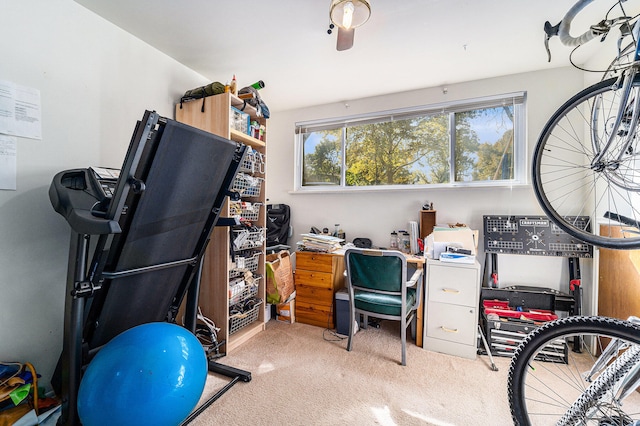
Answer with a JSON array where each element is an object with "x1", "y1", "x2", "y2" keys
[
  {"x1": 425, "y1": 302, "x2": 477, "y2": 346},
  {"x1": 296, "y1": 300, "x2": 334, "y2": 328},
  {"x1": 427, "y1": 265, "x2": 477, "y2": 307},
  {"x1": 296, "y1": 251, "x2": 335, "y2": 273},
  {"x1": 295, "y1": 284, "x2": 334, "y2": 306},
  {"x1": 294, "y1": 269, "x2": 334, "y2": 289}
]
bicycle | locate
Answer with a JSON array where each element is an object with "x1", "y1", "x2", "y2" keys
[
  {"x1": 508, "y1": 1, "x2": 640, "y2": 424},
  {"x1": 534, "y1": 0, "x2": 640, "y2": 250}
]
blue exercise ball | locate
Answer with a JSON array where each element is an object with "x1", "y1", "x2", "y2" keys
[{"x1": 77, "y1": 322, "x2": 207, "y2": 426}]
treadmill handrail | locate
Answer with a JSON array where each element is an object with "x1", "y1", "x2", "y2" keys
[
  {"x1": 49, "y1": 169, "x2": 121, "y2": 236},
  {"x1": 99, "y1": 256, "x2": 199, "y2": 280}
]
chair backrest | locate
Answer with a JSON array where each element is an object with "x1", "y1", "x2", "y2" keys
[{"x1": 345, "y1": 248, "x2": 406, "y2": 293}]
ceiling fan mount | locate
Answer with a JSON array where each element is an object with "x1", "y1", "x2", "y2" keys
[{"x1": 329, "y1": 0, "x2": 371, "y2": 51}]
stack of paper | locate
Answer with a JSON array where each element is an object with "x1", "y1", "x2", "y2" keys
[
  {"x1": 297, "y1": 233, "x2": 344, "y2": 253},
  {"x1": 439, "y1": 252, "x2": 475, "y2": 264}
]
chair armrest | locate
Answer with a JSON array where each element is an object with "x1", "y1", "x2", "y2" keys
[{"x1": 406, "y1": 268, "x2": 423, "y2": 288}]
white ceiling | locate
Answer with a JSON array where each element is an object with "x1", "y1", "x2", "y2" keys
[{"x1": 74, "y1": 0, "x2": 614, "y2": 112}]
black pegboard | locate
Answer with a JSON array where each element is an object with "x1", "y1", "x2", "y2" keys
[{"x1": 483, "y1": 215, "x2": 592, "y2": 258}]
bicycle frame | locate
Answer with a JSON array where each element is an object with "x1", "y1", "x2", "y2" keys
[
  {"x1": 586, "y1": 316, "x2": 640, "y2": 402},
  {"x1": 591, "y1": 18, "x2": 640, "y2": 168}
]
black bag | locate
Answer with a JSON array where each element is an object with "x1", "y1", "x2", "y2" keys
[
  {"x1": 353, "y1": 237, "x2": 372, "y2": 248},
  {"x1": 266, "y1": 204, "x2": 291, "y2": 247}
]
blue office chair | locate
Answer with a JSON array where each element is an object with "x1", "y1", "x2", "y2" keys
[{"x1": 345, "y1": 248, "x2": 423, "y2": 366}]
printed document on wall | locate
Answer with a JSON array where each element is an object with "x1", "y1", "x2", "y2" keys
[
  {"x1": 0, "y1": 80, "x2": 42, "y2": 140},
  {"x1": 0, "y1": 135, "x2": 17, "y2": 190}
]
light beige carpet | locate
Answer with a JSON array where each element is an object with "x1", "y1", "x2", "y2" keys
[{"x1": 190, "y1": 319, "x2": 513, "y2": 426}]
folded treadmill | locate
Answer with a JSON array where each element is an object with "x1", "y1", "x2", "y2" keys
[{"x1": 49, "y1": 111, "x2": 249, "y2": 425}]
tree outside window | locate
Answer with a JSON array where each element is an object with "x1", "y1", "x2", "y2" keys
[{"x1": 297, "y1": 94, "x2": 524, "y2": 189}]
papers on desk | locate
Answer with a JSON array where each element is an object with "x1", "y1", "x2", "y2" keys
[
  {"x1": 297, "y1": 233, "x2": 344, "y2": 253},
  {"x1": 424, "y1": 227, "x2": 478, "y2": 259}
]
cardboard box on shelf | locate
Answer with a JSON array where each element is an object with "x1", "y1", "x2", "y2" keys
[{"x1": 276, "y1": 291, "x2": 296, "y2": 323}]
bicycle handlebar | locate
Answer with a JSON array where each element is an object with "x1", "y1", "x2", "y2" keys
[
  {"x1": 558, "y1": 0, "x2": 600, "y2": 47},
  {"x1": 544, "y1": 0, "x2": 625, "y2": 62}
]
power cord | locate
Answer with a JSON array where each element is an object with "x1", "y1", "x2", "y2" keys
[{"x1": 323, "y1": 298, "x2": 347, "y2": 342}]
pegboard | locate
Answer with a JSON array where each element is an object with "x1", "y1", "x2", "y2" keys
[{"x1": 483, "y1": 215, "x2": 592, "y2": 258}]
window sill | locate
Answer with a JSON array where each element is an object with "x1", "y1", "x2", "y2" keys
[{"x1": 289, "y1": 181, "x2": 530, "y2": 195}]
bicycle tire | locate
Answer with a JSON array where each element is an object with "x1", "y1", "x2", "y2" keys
[
  {"x1": 508, "y1": 316, "x2": 640, "y2": 426},
  {"x1": 532, "y1": 75, "x2": 640, "y2": 249}
]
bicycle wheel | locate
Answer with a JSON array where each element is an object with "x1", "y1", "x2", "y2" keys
[
  {"x1": 532, "y1": 75, "x2": 640, "y2": 249},
  {"x1": 508, "y1": 316, "x2": 640, "y2": 425}
]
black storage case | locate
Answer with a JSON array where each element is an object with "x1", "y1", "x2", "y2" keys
[{"x1": 480, "y1": 286, "x2": 570, "y2": 362}]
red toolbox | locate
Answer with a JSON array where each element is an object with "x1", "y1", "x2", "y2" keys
[
  {"x1": 483, "y1": 299, "x2": 558, "y2": 322},
  {"x1": 480, "y1": 288, "x2": 566, "y2": 362}
]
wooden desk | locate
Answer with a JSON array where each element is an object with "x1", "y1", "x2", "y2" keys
[{"x1": 294, "y1": 249, "x2": 426, "y2": 346}]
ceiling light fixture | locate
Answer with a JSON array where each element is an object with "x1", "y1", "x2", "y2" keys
[
  {"x1": 329, "y1": 0, "x2": 371, "y2": 51},
  {"x1": 330, "y1": 0, "x2": 371, "y2": 30}
]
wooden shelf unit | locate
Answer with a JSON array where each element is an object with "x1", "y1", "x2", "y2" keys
[
  {"x1": 176, "y1": 92, "x2": 267, "y2": 353},
  {"x1": 420, "y1": 210, "x2": 436, "y2": 240}
]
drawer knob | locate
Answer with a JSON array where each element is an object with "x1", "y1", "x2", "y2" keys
[
  {"x1": 442, "y1": 288, "x2": 460, "y2": 294},
  {"x1": 441, "y1": 326, "x2": 459, "y2": 333}
]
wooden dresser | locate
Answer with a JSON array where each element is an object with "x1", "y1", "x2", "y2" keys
[{"x1": 294, "y1": 251, "x2": 345, "y2": 328}]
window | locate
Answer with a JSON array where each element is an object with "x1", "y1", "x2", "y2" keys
[{"x1": 295, "y1": 92, "x2": 526, "y2": 190}]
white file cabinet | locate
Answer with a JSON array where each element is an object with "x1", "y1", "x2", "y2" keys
[{"x1": 423, "y1": 258, "x2": 480, "y2": 359}]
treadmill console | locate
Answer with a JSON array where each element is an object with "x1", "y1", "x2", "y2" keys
[{"x1": 89, "y1": 167, "x2": 120, "y2": 201}]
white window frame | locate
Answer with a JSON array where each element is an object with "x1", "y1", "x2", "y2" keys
[{"x1": 294, "y1": 92, "x2": 527, "y2": 193}]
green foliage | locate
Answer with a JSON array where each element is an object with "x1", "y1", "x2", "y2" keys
[
  {"x1": 475, "y1": 129, "x2": 514, "y2": 180},
  {"x1": 302, "y1": 130, "x2": 341, "y2": 185},
  {"x1": 346, "y1": 119, "x2": 425, "y2": 185},
  {"x1": 301, "y1": 105, "x2": 514, "y2": 187}
]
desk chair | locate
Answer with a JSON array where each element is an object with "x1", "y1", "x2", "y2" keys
[{"x1": 345, "y1": 248, "x2": 423, "y2": 366}]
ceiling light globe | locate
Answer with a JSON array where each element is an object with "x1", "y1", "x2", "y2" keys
[{"x1": 330, "y1": 0, "x2": 371, "y2": 29}]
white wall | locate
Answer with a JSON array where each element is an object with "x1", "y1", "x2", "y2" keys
[
  {"x1": 0, "y1": 0, "x2": 598, "y2": 393},
  {"x1": 265, "y1": 66, "x2": 596, "y2": 313},
  {"x1": 0, "y1": 0, "x2": 209, "y2": 389}
]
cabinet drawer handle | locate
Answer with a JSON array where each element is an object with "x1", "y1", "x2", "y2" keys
[
  {"x1": 440, "y1": 326, "x2": 459, "y2": 333},
  {"x1": 442, "y1": 288, "x2": 460, "y2": 294}
]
